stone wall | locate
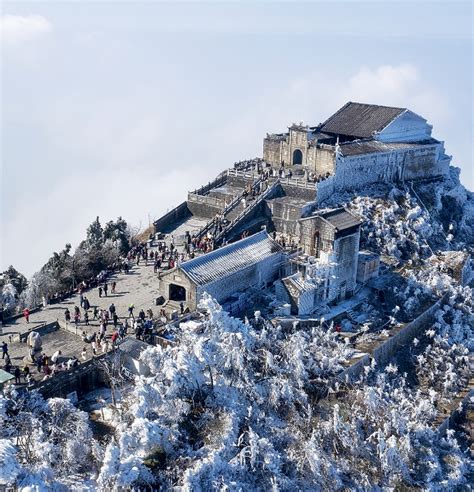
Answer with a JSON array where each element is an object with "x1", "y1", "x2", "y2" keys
[
  {"x1": 16, "y1": 321, "x2": 59, "y2": 343},
  {"x1": 154, "y1": 201, "x2": 191, "y2": 234},
  {"x1": 187, "y1": 196, "x2": 224, "y2": 219},
  {"x1": 338, "y1": 295, "x2": 446, "y2": 383},
  {"x1": 31, "y1": 353, "x2": 108, "y2": 399}
]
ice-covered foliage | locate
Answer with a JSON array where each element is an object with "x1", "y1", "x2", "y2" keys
[
  {"x1": 0, "y1": 390, "x2": 99, "y2": 489},
  {"x1": 1, "y1": 283, "x2": 18, "y2": 313},
  {"x1": 96, "y1": 293, "x2": 470, "y2": 489}
]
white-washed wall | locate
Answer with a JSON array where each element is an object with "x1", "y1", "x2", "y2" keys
[
  {"x1": 198, "y1": 252, "x2": 285, "y2": 305},
  {"x1": 377, "y1": 110, "x2": 432, "y2": 143},
  {"x1": 316, "y1": 143, "x2": 449, "y2": 205}
]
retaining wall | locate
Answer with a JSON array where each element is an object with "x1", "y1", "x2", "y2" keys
[
  {"x1": 31, "y1": 353, "x2": 109, "y2": 399},
  {"x1": 338, "y1": 294, "x2": 446, "y2": 382},
  {"x1": 154, "y1": 202, "x2": 191, "y2": 234},
  {"x1": 15, "y1": 321, "x2": 59, "y2": 343}
]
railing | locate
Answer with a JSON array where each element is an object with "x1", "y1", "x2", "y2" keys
[
  {"x1": 228, "y1": 168, "x2": 315, "y2": 190},
  {"x1": 192, "y1": 171, "x2": 227, "y2": 196},
  {"x1": 187, "y1": 193, "x2": 226, "y2": 209},
  {"x1": 195, "y1": 174, "x2": 266, "y2": 242},
  {"x1": 214, "y1": 179, "x2": 281, "y2": 244}
]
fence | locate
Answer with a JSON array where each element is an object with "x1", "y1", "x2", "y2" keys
[
  {"x1": 227, "y1": 168, "x2": 315, "y2": 190},
  {"x1": 191, "y1": 171, "x2": 228, "y2": 196}
]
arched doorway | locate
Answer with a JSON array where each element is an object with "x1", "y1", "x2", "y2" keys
[{"x1": 292, "y1": 149, "x2": 303, "y2": 165}]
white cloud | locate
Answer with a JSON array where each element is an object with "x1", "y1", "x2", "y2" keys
[{"x1": 0, "y1": 15, "x2": 52, "y2": 45}]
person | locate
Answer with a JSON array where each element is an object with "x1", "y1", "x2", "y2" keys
[
  {"x1": 66, "y1": 358, "x2": 78, "y2": 370},
  {"x1": 64, "y1": 308, "x2": 71, "y2": 324},
  {"x1": 36, "y1": 353, "x2": 44, "y2": 372},
  {"x1": 84, "y1": 311, "x2": 89, "y2": 325},
  {"x1": 99, "y1": 322, "x2": 106, "y2": 338},
  {"x1": 111, "y1": 330, "x2": 119, "y2": 347},
  {"x1": 103, "y1": 283, "x2": 108, "y2": 297},
  {"x1": 113, "y1": 313, "x2": 118, "y2": 328},
  {"x1": 83, "y1": 297, "x2": 90, "y2": 311},
  {"x1": 93, "y1": 306, "x2": 99, "y2": 320},
  {"x1": 128, "y1": 304, "x2": 135, "y2": 318},
  {"x1": 2, "y1": 341, "x2": 8, "y2": 359},
  {"x1": 4, "y1": 355, "x2": 12, "y2": 373},
  {"x1": 139, "y1": 309, "x2": 145, "y2": 322},
  {"x1": 23, "y1": 365, "x2": 30, "y2": 380},
  {"x1": 109, "y1": 303, "x2": 116, "y2": 318},
  {"x1": 51, "y1": 350, "x2": 61, "y2": 364},
  {"x1": 98, "y1": 286, "x2": 103, "y2": 298},
  {"x1": 74, "y1": 312, "x2": 80, "y2": 328},
  {"x1": 91, "y1": 340, "x2": 97, "y2": 356},
  {"x1": 14, "y1": 366, "x2": 21, "y2": 384},
  {"x1": 23, "y1": 308, "x2": 30, "y2": 323},
  {"x1": 81, "y1": 347, "x2": 87, "y2": 361},
  {"x1": 79, "y1": 293, "x2": 84, "y2": 308},
  {"x1": 111, "y1": 281, "x2": 116, "y2": 294},
  {"x1": 180, "y1": 302, "x2": 184, "y2": 315}
]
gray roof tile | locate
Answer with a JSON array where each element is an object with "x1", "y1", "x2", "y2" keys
[
  {"x1": 320, "y1": 102, "x2": 405, "y2": 138},
  {"x1": 181, "y1": 231, "x2": 283, "y2": 286}
]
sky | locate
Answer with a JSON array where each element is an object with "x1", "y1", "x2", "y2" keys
[{"x1": 1, "y1": 0, "x2": 473, "y2": 277}]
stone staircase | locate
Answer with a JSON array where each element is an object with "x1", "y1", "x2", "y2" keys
[
  {"x1": 214, "y1": 179, "x2": 281, "y2": 245},
  {"x1": 195, "y1": 174, "x2": 267, "y2": 242}
]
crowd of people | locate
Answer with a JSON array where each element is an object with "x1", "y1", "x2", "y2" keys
[{"x1": 2, "y1": 340, "x2": 80, "y2": 385}]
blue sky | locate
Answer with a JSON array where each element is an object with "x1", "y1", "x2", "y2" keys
[{"x1": 1, "y1": 1, "x2": 473, "y2": 276}]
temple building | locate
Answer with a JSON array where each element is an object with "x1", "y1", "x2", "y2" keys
[
  {"x1": 263, "y1": 102, "x2": 451, "y2": 194},
  {"x1": 157, "y1": 231, "x2": 285, "y2": 312}
]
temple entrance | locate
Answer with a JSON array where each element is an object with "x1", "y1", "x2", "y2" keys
[
  {"x1": 169, "y1": 283, "x2": 186, "y2": 302},
  {"x1": 292, "y1": 149, "x2": 303, "y2": 165}
]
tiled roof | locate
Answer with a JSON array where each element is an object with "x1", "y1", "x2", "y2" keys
[
  {"x1": 181, "y1": 231, "x2": 283, "y2": 286},
  {"x1": 339, "y1": 138, "x2": 439, "y2": 157},
  {"x1": 321, "y1": 209, "x2": 362, "y2": 230},
  {"x1": 118, "y1": 338, "x2": 150, "y2": 360},
  {"x1": 319, "y1": 102, "x2": 405, "y2": 138},
  {"x1": 301, "y1": 208, "x2": 362, "y2": 231}
]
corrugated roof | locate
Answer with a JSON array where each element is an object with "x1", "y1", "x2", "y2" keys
[
  {"x1": 339, "y1": 138, "x2": 439, "y2": 157},
  {"x1": 181, "y1": 231, "x2": 283, "y2": 286},
  {"x1": 319, "y1": 102, "x2": 405, "y2": 138}
]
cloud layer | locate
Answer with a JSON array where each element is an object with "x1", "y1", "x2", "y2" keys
[{"x1": 0, "y1": 15, "x2": 52, "y2": 45}]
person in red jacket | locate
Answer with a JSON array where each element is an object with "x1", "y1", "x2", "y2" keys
[{"x1": 23, "y1": 308, "x2": 30, "y2": 323}]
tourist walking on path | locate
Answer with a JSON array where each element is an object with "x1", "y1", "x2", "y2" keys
[
  {"x1": 81, "y1": 347, "x2": 87, "y2": 361},
  {"x1": 23, "y1": 308, "x2": 30, "y2": 323},
  {"x1": 109, "y1": 303, "x2": 116, "y2": 319},
  {"x1": 98, "y1": 286, "x2": 103, "y2": 298},
  {"x1": 128, "y1": 304, "x2": 135, "y2": 319},
  {"x1": 84, "y1": 311, "x2": 89, "y2": 325},
  {"x1": 111, "y1": 281, "x2": 116, "y2": 294},
  {"x1": 14, "y1": 367, "x2": 21, "y2": 384},
  {"x1": 103, "y1": 283, "x2": 108, "y2": 297},
  {"x1": 2, "y1": 342, "x2": 8, "y2": 359},
  {"x1": 64, "y1": 308, "x2": 71, "y2": 324},
  {"x1": 93, "y1": 306, "x2": 99, "y2": 320}
]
